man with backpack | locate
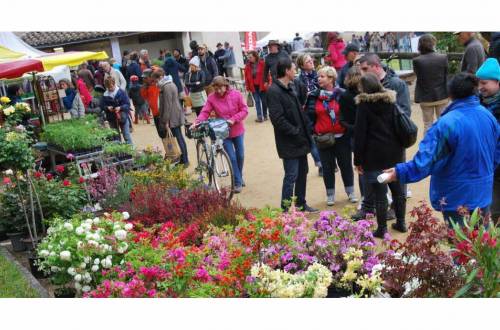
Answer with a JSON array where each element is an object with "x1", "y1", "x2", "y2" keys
[{"x1": 198, "y1": 44, "x2": 219, "y2": 93}]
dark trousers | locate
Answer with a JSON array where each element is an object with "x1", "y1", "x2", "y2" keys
[
  {"x1": 317, "y1": 134, "x2": 354, "y2": 192},
  {"x1": 492, "y1": 172, "x2": 500, "y2": 224},
  {"x1": 153, "y1": 116, "x2": 167, "y2": 139},
  {"x1": 171, "y1": 126, "x2": 189, "y2": 165},
  {"x1": 193, "y1": 106, "x2": 203, "y2": 117},
  {"x1": 281, "y1": 156, "x2": 308, "y2": 210},
  {"x1": 364, "y1": 171, "x2": 406, "y2": 228}
]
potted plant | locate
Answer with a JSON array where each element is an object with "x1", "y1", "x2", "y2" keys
[
  {"x1": 103, "y1": 142, "x2": 135, "y2": 161},
  {"x1": 53, "y1": 286, "x2": 76, "y2": 298}
]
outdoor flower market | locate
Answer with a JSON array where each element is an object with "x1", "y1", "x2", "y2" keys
[{"x1": 0, "y1": 26, "x2": 499, "y2": 301}]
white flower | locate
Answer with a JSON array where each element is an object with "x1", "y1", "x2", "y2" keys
[
  {"x1": 124, "y1": 223, "x2": 133, "y2": 231},
  {"x1": 49, "y1": 251, "x2": 56, "y2": 257},
  {"x1": 77, "y1": 241, "x2": 84, "y2": 249},
  {"x1": 91, "y1": 265, "x2": 99, "y2": 272},
  {"x1": 74, "y1": 282, "x2": 82, "y2": 290},
  {"x1": 39, "y1": 249, "x2": 49, "y2": 257},
  {"x1": 82, "y1": 223, "x2": 92, "y2": 231},
  {"x1": 75, "y1": 227, "x2": 85, "y2": 235},
  {"x1": 51, "y1": 266, "x2": 60, "y2": 272},
  {"x1": 74, "y1": 274, "x2": 82, "y2": 282},
  {"x1": 101, "y1": 258, "x2": 112, "y2": 269},
  {"x1": 59, "y1": 251, "x2": 71, "y2": 261},
  {"x1": 92, "y1": 217, "x2": 100, "y2": 224},
  {"x1": 47, "y1": 227, "x2": 54, "y2": 235},
  {"x1": 63, "y1": 222, "x2": 73, "y2": 231},
  {"x1": 79, "y1": 262, "x2": 86, "y2": 269},
  {"x1": 117, "y1": 242, "x2": 128, "y2": 254},
  {"x1": 83, "y1": 256, "x2": 91, "y2": 264},
  {"x1": 122, "y1": 211, "x2": 130, "y2": 220},
  {"x1": 4, "y1": 169, "x2": 13, "y2": 176},
  {"x1": 85, "y1": 219, "x2": 93, "y2": 225},
  {"x1": 94, "y1": 258, "x2": 100, "y2": 265},
  {"x1": 87, "y1": 240, "x2": 98, "y2": 247},
  {"x1": 94, "y1": 203, "x2": 102, "y2": 211},
  {"x1": 67, "y1": 267, "x2": 76, "y2": 276},
  {"x1": 114, "y1": 229, "x2": 127, "y2": 241},
  {"x1": 82, "y1": 286, "x2": 91, "y2": 293}
]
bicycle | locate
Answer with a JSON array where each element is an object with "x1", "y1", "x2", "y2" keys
[{"x1": 185, "y1": 119, "x2": 234, "y2": 200}]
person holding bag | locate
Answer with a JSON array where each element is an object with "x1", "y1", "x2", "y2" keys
[
  {"x1": 353, "y1": 73, "x2": 406, "y2": 238},
  {"x1": 306, "y1": 66, "x2": 357, "y2": 206},
  {"x1": 152, "y1": 69, "x2": 189, "y2": 166},
  {"x1": 185, "y1": 56, "x2": 207, "y2": 116}
]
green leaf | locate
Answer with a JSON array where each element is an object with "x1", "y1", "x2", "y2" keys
[
  {"x1": 454, "y1": 282, "x2": 472, "y2": 298},
  {"x1": 466, "y1": 268, "x2": 478, "y2": 284}
]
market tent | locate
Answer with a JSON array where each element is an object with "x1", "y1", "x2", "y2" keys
[
  {"x1": 0, "y1": 58, "x2": 44, "y2": 79},
  {"x1": 0, "y1": 32, "x2": 46, "y2": 58},
  {"x1": 256, "y1": 31, "x2": 316, "y2": 48},
  {"x1": 38, "y1": 51, "x2": 109, "y2": 71},
  {"x1": 0, "y1": 45, "x2": 26, "y2": 62}
]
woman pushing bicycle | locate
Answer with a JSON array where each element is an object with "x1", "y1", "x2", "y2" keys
[{"x1": 194, "y1": 76, "x2": 248, "y2": 193}]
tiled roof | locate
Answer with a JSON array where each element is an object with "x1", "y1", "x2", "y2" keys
[{"x1": 20, "y1": 32, "x2": 139, "y2": 48}]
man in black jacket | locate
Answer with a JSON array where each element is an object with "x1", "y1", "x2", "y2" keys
[
  {"x1": 455, "y1": 32, "x2": 486, "y2": 73},
  {"x1": 198, "y1": 44, "x2": 219, "y2": 89},
  {"x1": 267, "y1": 57, "x2": 318, "y2": 213},
  {"x1": 263, "y1": 40, "x2": 290, "y2": 86},
  {"x1": 489, "y1": 32, "x2": 500, "y2": 62}
]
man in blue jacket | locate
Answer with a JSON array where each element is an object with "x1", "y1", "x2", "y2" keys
[{"x1": 384, "y1": 73, "x2": 500, "y2": 226}]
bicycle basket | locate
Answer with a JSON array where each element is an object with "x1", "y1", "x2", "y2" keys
[{"x1": 208, "y1": 119, "x2": 229, "y2": 140}]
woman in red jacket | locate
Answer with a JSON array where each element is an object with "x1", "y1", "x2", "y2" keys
[
  {"x1": 324, "y1": 32, "x2": 347, "y2": 71},
  {"x1": 306, "y1": 66, "x2": 357, "y2": 206},
  {"x1": 244, "y1": 50, "x2": 271, "y2": 122}
]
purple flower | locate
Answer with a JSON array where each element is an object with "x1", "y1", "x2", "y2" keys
[
  {"x1": 66, "y1": 153, "x2": 75, "y2": 160},
  {"x1": 281, "y1": 252, "x2": 293, "y2": 263},
  {"x1": 329, "y1": 263, "x2": 341, "y2": 272},
  {"x1": 284, "y1": 263, "x2": 298, "y2": 272}
]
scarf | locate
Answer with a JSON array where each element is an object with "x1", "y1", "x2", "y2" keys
[
  {"x1": 62, "y1": 88, "x2": 76, "y2": 110},
  {"x1": 482, "y1": 91, "x2": 500, "y2": 108},
  {"x1": 103, "y1": 86, "x2": 120, "y2": 99},
  {"x1": 318, "y1": 88, "x2": 342, "y2": 124},
  {"x1": 300, "y1": 70, "x2": 319, "y2": 93}
]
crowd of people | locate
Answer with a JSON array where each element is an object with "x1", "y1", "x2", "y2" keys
[{"x1": 8, "y1": 31, "x2": 496, "y2": 236}]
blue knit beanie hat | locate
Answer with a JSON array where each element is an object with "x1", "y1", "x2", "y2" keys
[{"x1": 476, "y1": 58, "x2": 500, "y2": 81}]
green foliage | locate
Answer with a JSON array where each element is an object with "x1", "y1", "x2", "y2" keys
[
  {"x1": 134, "y1": 149, "x2": 164, "y2": 168},
  {"x1": 0, "y1": 253, "x2": 40, "y2": 298},
  {"x1": 41, "y1": 115, "x2": 117, "y2": 152},
  {"x1": 99, "y1": 175, "x2": 135, "y2": 211},
  {"x1": 0, "y1": 128, "x2": 35, "y2": 172},
  {"x1": 433, "y1": 32, "x2": 464, "y2": 53},
  {"x1": 103, "y1": 142, "x2": 135, "y2": 156},
  {"x1": 0, "y1": 186, "x2": 27, "y2": 233}
]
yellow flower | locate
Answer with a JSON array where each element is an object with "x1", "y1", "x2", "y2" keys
[
  {"x1": 0, "y1": 96, "x2": 11, "y2": 104},
  {"x1": 15, "y1": 102, "x2": 31, "y2": 113},
  {"x1": 3, "y1": 106, "x2": 15, "y2": 116}
]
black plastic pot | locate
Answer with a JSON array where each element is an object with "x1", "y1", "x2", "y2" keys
[
  {"x1": 7, "y1": 232, "x2": 26, "y2": 252},
  {"x1": 28, "y1": 255, "x2": 47, "y2": 279},
  {"x1": 21, "y1": 237, "x2": 41, "y2": 252},
  {"x1": 0, "y1": 230, "x2": 8, "y2": 242},
  {"x1": 54, "y1": 288, "x2": 76, "y2": 298},
  {"x1": 326, "y1": 285, "x2": 352, "y2": 298}
]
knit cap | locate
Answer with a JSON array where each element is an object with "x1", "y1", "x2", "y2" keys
[
  {"x1": 189, "y1": 56, "x2": 200, "y2": 68},
  {"x1": 476, "y1": 58, "x2": 500, "y2": 81}
]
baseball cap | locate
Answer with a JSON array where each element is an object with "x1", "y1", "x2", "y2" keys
[{"x1": 343, "y1": 43, "x2": 360, "y2": 55}]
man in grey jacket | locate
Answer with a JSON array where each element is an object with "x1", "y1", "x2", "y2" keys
[{"x1": 455, "y1": 32, "x2": 486, "y2": 73}]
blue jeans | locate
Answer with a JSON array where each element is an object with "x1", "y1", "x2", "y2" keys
[
  {"x1": 171, "y1": 126, "x2": 189, "y2": 165},
  {"x1": 443, "y1": 206, "x2": 490, "y2": 228},
  {"x1": 223, "y1": 134, "x2": 244, "y2": 187},
  {"x1": 310, "y1": 140, "x2": 322, "y2": 167},
  {"x1": 281, "y1": 156, "x2": 308, "y2": 210},
  {"x1": 252, "y1": 90, "x2": 268, "y2": 119},
  {"x1": 110, "y1": 115, "x2": 133, "y2": 145}
]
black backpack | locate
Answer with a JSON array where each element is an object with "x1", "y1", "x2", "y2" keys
[{"x1": 393, "y1": 104, "x2": 418, "y2": 148}]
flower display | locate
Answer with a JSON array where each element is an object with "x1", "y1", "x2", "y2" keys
[
  {"x1": 248, "y1": 263, "x2": 332, "y2": 298},
  {"x1": 36, "y1": 212, "x2": 133, "y2": 294}
]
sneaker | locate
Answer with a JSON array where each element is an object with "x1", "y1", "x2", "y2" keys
[
  {"x1": 255, "y1": 118, "x2": 263, "y2": 123},
  {"x1": 386, "y1": 209, "x2": 396, "y2": 221},
  {"x1": 348, "y1": 193, "x2": 359, "y2": 203},
  {"x1": 300, "y1": 205, "x2": 320, "y2": 213},
  {"x1": 242, "y1": 180, "x2": 246, "y2": 187},
  {"x1": 234, "y1": 186, "x2": 243, "y2": 194},
  {"x1": 318, "y1": 167, "x2": 323, "y2": 177},
  {"x1": 327, "y1": 195, "x2": 335, "y2": 206},
  {"x1": 264, "y1": 116, "x2": 269, "y2": 121}
]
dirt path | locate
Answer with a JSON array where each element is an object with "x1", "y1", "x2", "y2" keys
[{"x1": 131, "y1": 89, "x2": 435, "y2": 240}]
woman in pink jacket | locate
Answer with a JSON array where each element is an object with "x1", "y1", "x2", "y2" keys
[
  {"x1": 325, "y1": 32, "x2": 347, "y2": 71},
  {"x1": 196, "y1": 76, "x2": 248, "y2": 193}
]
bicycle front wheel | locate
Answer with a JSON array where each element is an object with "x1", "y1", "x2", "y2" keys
[
  {"x1": 212, "y1": 148, "x2": 234, "y2": 200},
  {"x1": 196, "y1": 141, "x2": 212, "y2": 187}
]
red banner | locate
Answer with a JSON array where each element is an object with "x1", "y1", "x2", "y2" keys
[{"x1": 244, "y1": 32, "x2": 257, "y2": 51}]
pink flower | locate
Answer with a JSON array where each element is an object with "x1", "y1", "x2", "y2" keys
[
  {"x1": 2, "y1": 177, "x2": 12, "y2": 185},
  {"x1": 63, "y1": 179, "x2": 71, "y2": 187},
  {"x1": 147, "y1": 289, "x2": 156, "y2": 297},
  {"x1": 55, "y1": 165, "x2": 65, "y2": 173},
  {"x1": 66, "y1": 153, "x2": 75, "y2": 160},
  {"x1": 78, "y1": 177, "x2": 85, "y2": 184},
  {"x1": 34, "y1": 171, "x2": 43, "y2": 179},
  {"x1": 46, "y1": 173, "x2": 53, "y2": 181},
  {"x1": 194, "y1": 267, "x2": 211, "y2": 282}
]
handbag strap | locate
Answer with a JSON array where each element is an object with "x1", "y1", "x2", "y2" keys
[{"x1": 165, "y1": 126, "x2": 173, "y2": 138}]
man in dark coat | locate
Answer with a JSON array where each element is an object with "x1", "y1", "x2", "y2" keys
[
  {"x1": 267, "y1": 56, "x2": 318, "y2": 213},
  {"x1": 214, "y1": 43, "x2": 227, "y2": 77},
  {"x1": 337, "y1": 43, "x2": 360, "y2": 89},
  {"x1": 197, "y1": 44, "x2": 219, "y2": 87},
  {"x1": 489, "y1": 32, "x2": 500, "y2": 62},
  {"x1": 162, "y1": 53, "x2": 184, "y2": 95},
  {"x1": 455, "y1": 32, "x2": 486, "y2": 73},
  {"x1": 263, "y1": 40, "x2": 290, "y2": 85}
]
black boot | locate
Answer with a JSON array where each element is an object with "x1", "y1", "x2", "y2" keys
[
  {"x1": 391, "y1": 196, "x2": 407, "y2": 233},
  {"x1": 373, "y1": 201, "x2": 388, "y2": 238}
]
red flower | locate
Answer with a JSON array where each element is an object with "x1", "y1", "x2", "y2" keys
[
  {"x1": 55, "y1": 165, "x2": 65, "y2": 174},
  {"x1": 2, "y1": 177, "x2": 12, "y2": 185},
  {"x1": 62, "y1": 179, "x2": 71, "y2": 187},
  {"x1": 469, "y1": 229, "x2": 479, "y2": 240},
  {"x1": 481, "y1": 232, "x2": 490, "y2": 244},
  {"x1": 34, "y1": 171, "x2": 43, "y2": 179},
  {"x1": 456, "y1": 241, "x2": 472, "y2": 253},
  {"x1": 78, "y1": 177, "x2": 85, "y2": 184},
  {"x1": 487, "y1": 238, "x2": 497, "y2": 248},
  {"x1": 46, "y1": 173, "x2": 53, "y2": 181}
]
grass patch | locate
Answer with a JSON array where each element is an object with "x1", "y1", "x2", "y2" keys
[{"x1": 0, "y1": 252, "x2": 40, "y2": 298}]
